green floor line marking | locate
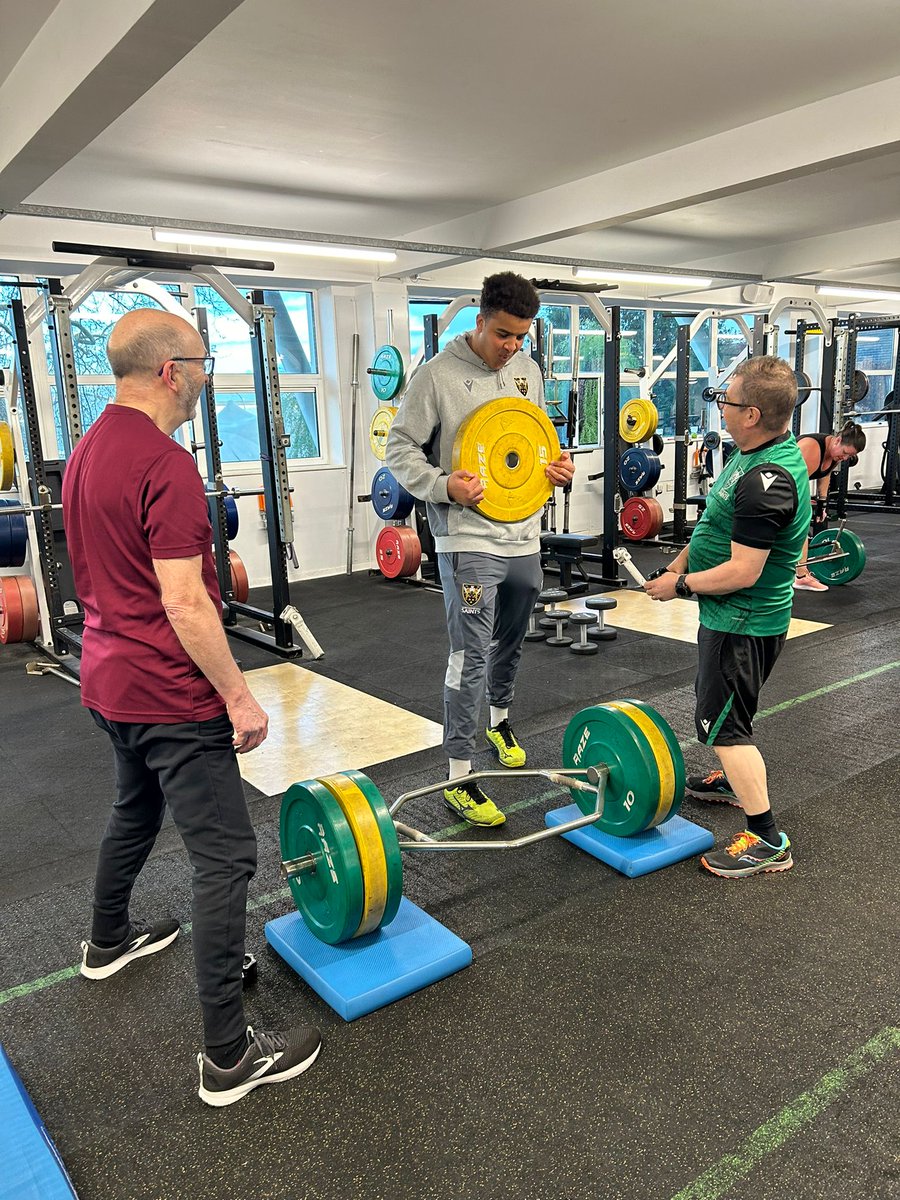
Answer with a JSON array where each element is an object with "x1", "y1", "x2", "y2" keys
[
  {"x1": 678, "y1": 659, "x2": 900, "y2": 752},
  {"x1": 5, "y1": 661, "x2": 900, "y2": 1008},
  {"x1": 0, "y1": 886, "x2": 292, "y2": 1009},
  {"x1": 671, "y1": 1027, "x2": 900, "y2": 1200}
]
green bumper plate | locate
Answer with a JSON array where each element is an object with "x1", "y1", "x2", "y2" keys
[
  {"x1": 370, "y1": 344, "x2": 405, "y2": 401},
  {"x1": 562, "y1": 703, "x2": 664, "y2": 836},
  {"x1": 280, "y1": 779, "x2": 363, "y2": 944},
  {"x1": 619, "y1": 699, "x2": 686, "y2": 820},
  {"x1": 808, "y1": 528, "x2": 866, "y2": 585}
]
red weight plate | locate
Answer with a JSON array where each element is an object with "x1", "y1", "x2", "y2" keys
[
  {"x1": 376, "y1": 525, "x2": 421, "y2": 578},
  {"x1": 620, "y1": 496, "x2": 664, "y2": 541},
  {"x1": 229, "y1": 550, "x2": 249, "y2": 603},
  {"x1": 17, "y1": 576, "x2": 39, "y2": 641},
  {"x1": 0, "y1": 576, "x2": 25, "y2": 644}
]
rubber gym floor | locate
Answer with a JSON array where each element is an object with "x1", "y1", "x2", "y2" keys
[{"x1": 1, "y1": 509, "x2": 899, "y2": 1200}]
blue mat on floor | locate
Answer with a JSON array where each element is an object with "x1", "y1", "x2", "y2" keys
[
  {"x1": 0, "y1": 1045, "x2": 77, "y2": 1199},
  {"x1": 545, "y1": 804, "x2": 714, "y2": 877},
  {"x1": 266, "y1": 897, "x2": 472, "y2": 1021}
]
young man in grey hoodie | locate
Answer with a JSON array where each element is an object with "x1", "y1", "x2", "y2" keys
[{"x1": 385, "y1": 273, "x2": 575, "y2": 827}]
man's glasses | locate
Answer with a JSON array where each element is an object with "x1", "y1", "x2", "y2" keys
[
  {"x1": 157, "y1": 356, "x2": 215, "y2": 377},
  {"x1": 704, "y1": 388, "x2": 756, "y2": 412}
]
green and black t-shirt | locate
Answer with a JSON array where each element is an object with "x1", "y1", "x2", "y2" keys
[{"x1": 688, "y1": 433, "x2": 811, "y2": 636}]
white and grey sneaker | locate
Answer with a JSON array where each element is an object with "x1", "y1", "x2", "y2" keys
[
  {"x1": 197, "y1": 1025, "x2": 322, "y2": 1107},
  {"x1": 80, "y1": 919, "x2": 180, "y2": 980}
]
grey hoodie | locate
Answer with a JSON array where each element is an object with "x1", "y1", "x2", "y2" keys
[{"x1": 384, "y1": 333, "x2": 546, "y2": 556}]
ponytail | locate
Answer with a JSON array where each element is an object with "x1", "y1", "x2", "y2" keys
[{"x1": 838, "y1": 420, "x2": 867, "y2": 454}]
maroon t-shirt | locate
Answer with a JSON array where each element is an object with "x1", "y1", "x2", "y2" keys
[{"x1": 62, "y1": 404, "x2": 226, "y2": 723}]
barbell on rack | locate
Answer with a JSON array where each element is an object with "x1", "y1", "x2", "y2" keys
[{"x1": 278, "y1": 700, "x2": 685, "y2": 945}]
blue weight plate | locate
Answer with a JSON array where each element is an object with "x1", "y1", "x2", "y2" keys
[
  {"x1": 0, "y1": 513, "x2": 11, "y2": 568},
  {"x1": 371, "y1": 467, "x2": 415, "y2": 521},
  {"x1": 223, "y1": 495, "x2": 239, "y2": 540},
  {"x1": 619, "y1": 448, "x2": 661, "y2": 493}
]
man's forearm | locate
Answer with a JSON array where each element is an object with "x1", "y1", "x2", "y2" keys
[{"x1": 685, "y1": 560, "x2": 759, "y2": 595}]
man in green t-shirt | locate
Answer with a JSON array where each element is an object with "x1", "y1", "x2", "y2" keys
[{"x1": 644, "y1": 356, "x2": 810, "y2": 878}]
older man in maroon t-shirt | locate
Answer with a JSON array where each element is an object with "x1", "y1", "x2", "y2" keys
[{"x1": 63, "y1": 308, "x2": 320, "y2": 1106}]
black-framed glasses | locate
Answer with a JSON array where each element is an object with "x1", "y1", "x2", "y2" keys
[
  {"x1": 157, "y1": 355, "x2": 215, "y2": 376},
  {"x1": 704, "y1": 388, "x2": 756, "y2": 412}
]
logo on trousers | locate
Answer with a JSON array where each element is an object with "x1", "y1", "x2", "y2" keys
[{"x1": 462, "y1": 583, "x2": 483, "y2": 606}]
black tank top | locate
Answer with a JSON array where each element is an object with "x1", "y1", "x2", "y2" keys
[{"x1": 798, "y1": 433, "x2": 831, "y2": 480}]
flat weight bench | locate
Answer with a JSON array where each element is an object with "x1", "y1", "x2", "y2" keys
[
  {"x1": 686, "y1": 494, "x2": 708, "y2": 519},
  {"x1": 540, "y1": 532, "x2": 599, "y2": 596}
]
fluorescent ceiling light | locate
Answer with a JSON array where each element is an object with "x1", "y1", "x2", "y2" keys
[
  {"x1": 815, "y1": 285, "x2": 900, "y2": 301},
  {"x1": 573, "y1": 267, "x2": 712, "y2": 288},
  {"x1": 152, "y1": 228, "x2": 397, "y2": 263}
]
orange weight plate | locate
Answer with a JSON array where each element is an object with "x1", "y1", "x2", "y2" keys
[{"x1": 229, "y1": 550, "x2": 249, "y2": 602}]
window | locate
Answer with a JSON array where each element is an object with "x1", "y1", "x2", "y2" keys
[
  {"x1": 408, "y1": 301, "x2": 478, "y2": 360},
  {"x1": 853, "y1": 328, "x2": 897, "y2": 422},
  {"x1": 216, "y1": 390, "x2": 319, "y2": 464},
  {"x1": 54, "y1": 284, "x2": 323, "y2": 464},
  {"x1": 194, "y1": 286, "x2": 321, "y2": 462}
]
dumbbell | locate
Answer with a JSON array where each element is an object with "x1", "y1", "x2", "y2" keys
[
  {"x1": 585, "y1": 595, "x2": 617, "y2": 641},
  {"x1": 525, "y1": 600, "x2": 547, "y2": 642},
  {"x1": 543, "y1": 607, "x2": 573, "y2": 647},
  {"x1": 569, "y1": 611, "x2": 599, "y2": 655},
  {"x1": 538, "y1": 587, "x2": 567, "y2": 630}
]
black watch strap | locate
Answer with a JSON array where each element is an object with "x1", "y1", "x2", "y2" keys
[{"x1": 675, "y1": 573, "x2": 693, "y2": 598}]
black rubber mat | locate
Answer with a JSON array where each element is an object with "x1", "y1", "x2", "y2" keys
[{"x1": 1, "y1": 512, "x2": 898, "y2": 1200}]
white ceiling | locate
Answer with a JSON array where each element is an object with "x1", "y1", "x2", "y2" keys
[{"x1": 2, "y1": 0, "x2": 900, "y2": 300}]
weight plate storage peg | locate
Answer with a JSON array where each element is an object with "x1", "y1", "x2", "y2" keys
[
  {"x1": 807, "y1": 528, "x2": 866, "y2": 586},
  {"x1": 376, "y1": 525, "x2": 421, "y2": 578},
  {"x1": 451, "y1": 396, "x2": 560, "y2": 523},
  {"x1": 368, "y1": 345, "x2": 405, "y2": 402},
  {"x1": 619, "y1": 448, "x2": 661, "y2": 493},
  {"x1": 369, "y1": 405, "x2": 398, "y2": 461},
  {"x1": 620, "y1": 496, "x2": 664, "y2": 541},
  {"x1": 562, "y1": 701, "x2": 683, "y2": 836},
  {"x1": 618, "y1": 398, "x2": 658, "y2": 444},
  {"x1": 370, "y1": 466, "x2": 415, "y2": 521}
]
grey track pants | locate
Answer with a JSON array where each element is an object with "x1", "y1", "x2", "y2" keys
[{"x1": 437, "y1": 550, "x2": 543, "y2": 760}]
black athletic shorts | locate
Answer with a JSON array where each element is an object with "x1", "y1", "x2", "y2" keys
[{"x1": 694, "y1": 625, "x2": 787, "y2": 746}]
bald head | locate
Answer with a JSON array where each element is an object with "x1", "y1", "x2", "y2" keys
[{"x1": 107, "y1": 309, "x2": 204, "y2": 379}]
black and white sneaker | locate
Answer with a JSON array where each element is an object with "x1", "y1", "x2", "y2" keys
[
  {"x1": 80, "y1": 919, "x2": 180, "y2": 980},
  {"x1": 197, "y1": 1025, "x2": 322, "y2": 1107}
]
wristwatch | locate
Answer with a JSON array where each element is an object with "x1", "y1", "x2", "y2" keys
[{"x1": 675, "y1": 573, "x2": 693, "y2": 599}]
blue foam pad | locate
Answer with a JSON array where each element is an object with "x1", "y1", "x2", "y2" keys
[
  {"x1": 0, "y1": 1045, "x2": 78, "y2": 1200},
  {"x1": 266, "y1": 897, "x2": 472, "y2": 1021},
  {"x1": 545, "y1": 804, "x2": 714, "y2": 877}
]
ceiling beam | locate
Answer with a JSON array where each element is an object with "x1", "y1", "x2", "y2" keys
[
  {"x1": 0, "y1": 0, "x2": 244, "y2": 210},
  {"x1": 401, "y1": 75, "x2": 900, "y2": 254},
  {"x1": 688, "y1": 217, "x2": 900, "y2": 280}
]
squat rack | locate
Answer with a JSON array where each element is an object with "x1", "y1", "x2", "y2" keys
[{"x1": 6, "y1": 243, "x2": 322, "y2": 666}]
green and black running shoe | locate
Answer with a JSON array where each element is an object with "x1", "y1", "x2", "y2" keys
[
  {"x1": 701, "y1": 831, "x2": 793, "y2": 879},
  {"x1": 685, "y1": 769, "x2": 739, "y2": 806}
]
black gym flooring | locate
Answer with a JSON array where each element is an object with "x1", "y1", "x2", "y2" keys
[{"x1": 1, "y1": 510, "x2": 899, "y2": 1200}]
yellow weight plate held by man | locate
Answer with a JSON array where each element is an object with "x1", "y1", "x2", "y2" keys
[
  {"x1": 319, "y1": 773, "x2": 389, "y2": 938},
  {"x1": 619, "y1": 398, "x2": 658, "y2": 444},
  {"x1": 0, "y1": 422, "x2": 14, "y2": 491},
  {"x1": 452, "y1": 396, "x2": 560, "y2": 523},
  {"x1": 369, "y1": 406, "x2": 398, "y2": 461},
  {"x1": 606, "y1": 700, "x2": 676, "y2": 826}
]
